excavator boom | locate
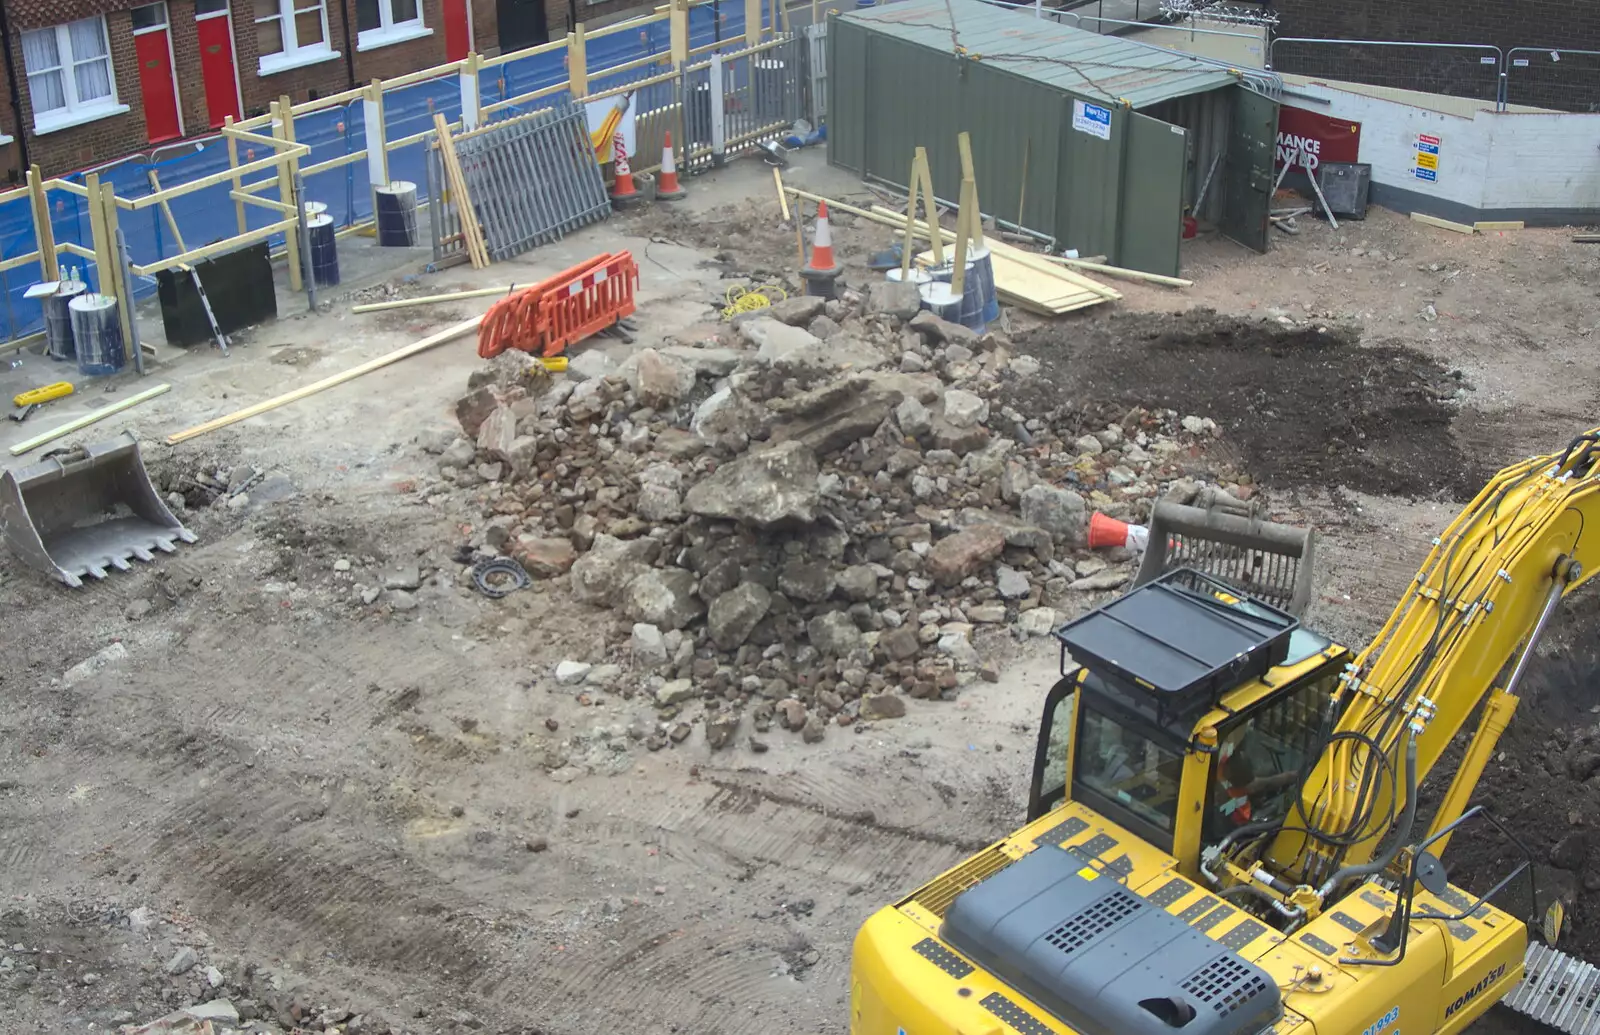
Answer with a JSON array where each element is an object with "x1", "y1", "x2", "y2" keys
[{"x1": 1269, "y1": 430, "x2": 1600, "y2": 887}]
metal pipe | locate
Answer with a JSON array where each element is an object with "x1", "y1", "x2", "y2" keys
[{"x1": 293, "y1": 172, "x2": 316, "y2": 312}]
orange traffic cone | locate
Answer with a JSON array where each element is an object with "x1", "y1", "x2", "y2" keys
[
  {"x1": 1088, "y1": 512, "x2": 1150, "y2": 551},
  {"x1": 610, "y1": 132, "x2": 640, "y2": 209},
  {"x1": 806, "y1": 202, "x2": 838, "y2": 273},
  {"x1": 800, "y1": 202, "x2": 842, "y2": 299},
  {"x1": 657, "y1": 131, "x2": 686, "y2": 201}
]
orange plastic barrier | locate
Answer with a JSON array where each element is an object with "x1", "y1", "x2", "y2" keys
[
  {"x1": 536, "y1": 251, "x2": 640, "y2": 358},
  {"x1": 476, "y1": 254, "x2": 613, "y2": 359}
]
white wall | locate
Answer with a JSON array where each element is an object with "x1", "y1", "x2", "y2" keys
[
  {"x1": 1281, "y1": 81, "x2": 1485, "y2": 208},
  {"x1": 1127, "y1": 22, "x2": 1267, "y2": 69},
  {"x1": 1280, "y1": 79, "x2": 1600, "y2": 215},
  {"x1": 1481, "y1": 112, "x2": 1600, "y2": 210}
]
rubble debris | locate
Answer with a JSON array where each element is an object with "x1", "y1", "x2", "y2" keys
[{"x1": 443, "y1": 282, "x2": 1252, "y2": 748}]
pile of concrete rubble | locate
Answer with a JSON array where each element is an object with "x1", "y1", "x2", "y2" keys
[{"x1": 435, "y1": 281, "x2": 1239, "y2": 749}]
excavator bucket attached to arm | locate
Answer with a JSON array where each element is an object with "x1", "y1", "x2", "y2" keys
[
  {"x1": 1132, "y1": 486, "x2": 1316, "y2": 617},
  {"x1": 1, "y1": 431, "x2": 196, "y2": 587}
]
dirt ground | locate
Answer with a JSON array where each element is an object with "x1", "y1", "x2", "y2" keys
[{"x1": 1, "y1": 151, "x2": 1597, "y2": 1035}]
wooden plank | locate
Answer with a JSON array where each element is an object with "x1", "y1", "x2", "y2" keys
[
  {"x1": 956, "y1": 132, "x2": 983, "y2": 249},
  {"x1": 351, "y1": 286, "x2": 516, "y2": 313},
  {"x1": 1474, "y1": 220, "x2": 1524, "y2": 231},
  {"x1": 166, "y1": 316, "x2": 481, "y2": 444},
  {"x1": 84, "y1": 173, "x2": 115, "y2": 295},
  {"x1": 1411, "y1": 212, "x2": 1477, "y2": 235},
  {"x1": 433, "y1": 113, "x2": 490, "y2": 268},
  {"x1": 951, "y1": 178, "x2": 974, "y2": 296},
  {"x1": 27, "y1": 166, "x2": 57, "y2": 281},
  {"x1": 1038, "y1": 253, "x2": 1193, "y2": 288},
  {"x1": 11, "y1": 384, "x2": 171, "y2": 456}
]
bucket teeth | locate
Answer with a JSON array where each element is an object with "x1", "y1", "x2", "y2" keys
[{"x1": 1, "y1": 430, "x2": 197, "y2": 587}]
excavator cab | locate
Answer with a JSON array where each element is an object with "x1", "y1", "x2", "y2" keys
[{"x1": 1026, "y1": 568, "x2": 1348, "y2": 873}]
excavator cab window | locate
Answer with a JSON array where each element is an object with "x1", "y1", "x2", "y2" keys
[
  {"x1": 1076, "y1": 705, "x2": 1185, "y2": 847},
  {"x1": 1028, "y1": 674, "x2": 1079, "y2": 821},
  {"x1": 1204, "y1": 669, "x2": 1337, "y2": 845}
]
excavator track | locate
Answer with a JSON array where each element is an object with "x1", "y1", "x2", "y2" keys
[{"x1": 1503, "y1": 942, "x2": 1600, "y2": 1033}]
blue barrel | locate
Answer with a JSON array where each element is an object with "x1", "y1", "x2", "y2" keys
[
  {"x1": 375, "y1": 181, "x2": 418, "y2": 247},
  {"x1": 886, "y1": 266, "x2": 933, "y2": 288},
  {"x1": 928, "y1": 259, "x2": 987, "y2": 330},
  {"x1": 308, "y1": 214, "x2": 340, "y2": 287},
  {"x1": 45, "y1": 280, "x2": 84, "y2": 361},
  {"x1": 70, "y1": 293, "x2": 124, "y2": 377},
  {"x1": 918, "y1": 281, "x2": 964, "y2": 323},
  {"x1": 969, "y1": 245, "x2": 1000, "y2": 323}
]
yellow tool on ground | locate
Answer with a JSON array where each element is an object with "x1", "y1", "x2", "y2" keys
[
  {"x1": 13, "y1": 382, "x2": 73, "y2": 408},
  {"x1": 721, "y1": 283, "x2": 787, "y2": 321},
  {"x1": 539, "y1": 357, "x2": 568, "y2": 373}
]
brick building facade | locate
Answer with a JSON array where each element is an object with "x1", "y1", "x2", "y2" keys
[
  {"x1": 0, "y1": 0, "x2": 639, "y2": 180},
  {"x1": 1272, "y1": 0, "x2": 1600, "y2": 112}
]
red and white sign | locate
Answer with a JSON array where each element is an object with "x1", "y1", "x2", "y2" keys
[{"x1": 1276, "y1": 106, "x2": 1362, "y2": 172}]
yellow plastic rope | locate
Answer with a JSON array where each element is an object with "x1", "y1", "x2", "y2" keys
[{"x1": 720, "y1": 283, "x2": 788, "y2": 322}]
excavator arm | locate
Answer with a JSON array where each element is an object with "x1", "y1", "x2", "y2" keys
[{"x1": 1261, "y1": 428, "x2": 1600, "y2": 897}]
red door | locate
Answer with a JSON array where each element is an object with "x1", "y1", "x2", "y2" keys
[
  {"x1": 443, "y1": 0, "x2": 472, "y2": 61},
  {"x1": 196, "y1": 0, "x2": 243, "y2": 128},
  {"x1": 132, "y1": 4, "x2": 182, "y2": 143}
]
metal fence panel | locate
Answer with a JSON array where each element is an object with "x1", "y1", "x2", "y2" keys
[
  {"x1": 1269, "y1": 37, "x2": 1504, "y2": 106},
  {"x1": 1504, "y1": 48, "x2": 1600, "y2": 112}
]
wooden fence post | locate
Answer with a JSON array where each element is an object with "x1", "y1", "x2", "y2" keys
[
  {"x1": 26, "y1": 165, "x2": 57, "y2": 281},
  {"x1": 363, "y1": 78, "x2": 390, "y2": 231},
  {"x1": 570, "y1": 24, "x2": 588, "y2": 97},
  {"x1": 100, "y1": 182, "x2": 137, "y2": 367},
  {"x1": 671, "y1": 0, "x2": 690, "y2": 64},
  {"x1": 84, "y1": 172, "x2": 114, "y2": 295},
  {"x1": 272, "y1": 97, "x2": 303, "y2": 292},
  {"x1": 745, "y1": 0, "x2": 760, "y2": 45},
  {"x1": 225, "y1": 115, "x2": 247, "y2": 235}
]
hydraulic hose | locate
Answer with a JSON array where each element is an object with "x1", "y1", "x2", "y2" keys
[{"x1": 1316, "y1": 728, "x2": 1420, "y2": 902}]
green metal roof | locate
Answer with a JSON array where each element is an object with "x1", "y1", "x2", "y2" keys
[{"x1": 838, "y1": 0, "x2": 1239, "y2": 109}]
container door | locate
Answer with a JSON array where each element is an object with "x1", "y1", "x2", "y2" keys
[
  {"x1": 195, "y1": 0, "x2": 242, "y2": 128},
  {"x1": 443, "y1": 0, "x2": 472, "y2": 60},
  {"x1": 1116, "y1": 114, "x2": 1187, "y2": 278},
  {"x1": 1220, "y1": 87, "x2": 1278, "y2": 254},
  {"x1": 133, "y1": 3, "x2": 183, "y2": 143}
]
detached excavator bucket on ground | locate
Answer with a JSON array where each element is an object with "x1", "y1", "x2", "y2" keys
[
  {"x1": 1132, "y1": 486, "x2": 1316, "y2": 617},
  {"x1": 1, "y1": 431, "x2": 196, "y2": 587}
]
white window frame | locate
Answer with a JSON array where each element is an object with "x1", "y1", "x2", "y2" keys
[
  {"x1": 253, "y1": 0, "x2": 340, "y2": 77},
  {"x1": 356, "y1": 0, "x2": 432, "y2": 52},
  {"x1": 22, "y1": 16, "x2": 130, "y2": 135}
]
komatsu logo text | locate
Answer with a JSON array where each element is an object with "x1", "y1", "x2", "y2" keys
[{"x1": 1444, "y1": 963, "x2": 1507, "y2": 1018}]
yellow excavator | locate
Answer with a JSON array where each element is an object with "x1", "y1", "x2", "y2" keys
[{"x1": 852, "y1": 427, "x2": 1600, "y2": 1035}]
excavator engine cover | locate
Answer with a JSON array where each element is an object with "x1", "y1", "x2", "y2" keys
[
  {"x1": 941, "y1": 846, "x2": 1282, "y2": 1035},
  {"x1": 1, "y1": 431, "x2": 196, "y2": 587}
]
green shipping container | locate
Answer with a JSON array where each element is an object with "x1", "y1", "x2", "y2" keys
[{"x1": 826, "y1": 0, "x2": 1280, "y2": 276}]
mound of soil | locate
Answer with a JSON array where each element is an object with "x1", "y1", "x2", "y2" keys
[
  {"x1": 1419, "y1": 591, "x2": 1600, "y2": 958},
  {"x1": 1012, "y1": 311, "x2": 1487, "y2": 500}
]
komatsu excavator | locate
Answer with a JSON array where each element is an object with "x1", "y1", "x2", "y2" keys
[{"x1": 851, "y1": 428, "x2": 1600, "y2": 1035}]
